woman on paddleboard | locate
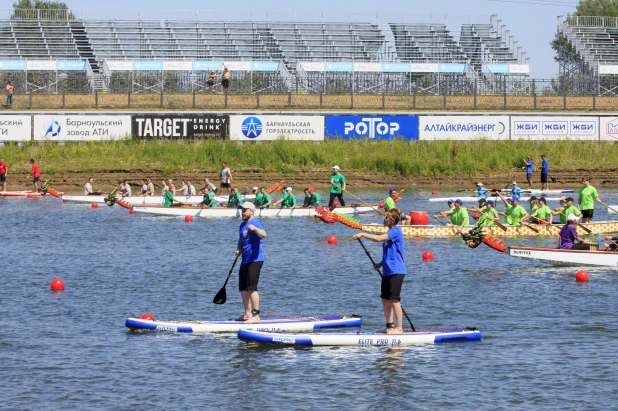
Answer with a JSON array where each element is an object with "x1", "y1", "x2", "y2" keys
[{"x1": 352, "y1": 209, "x2": 406, "y2": 335}]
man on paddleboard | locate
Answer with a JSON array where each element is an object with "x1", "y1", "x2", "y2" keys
[
  {"x1": 236, "y1": 202, "x2": 267, "y2": 323},
  {"x1": 578, "y1": 177, "x2": 599, "y2": 223},
  {"x1": 329, "y1": 165, "x2": 346, "y2": 209},
  {"x1": 352, "y1": 209, "x2": 406, "y2": 335},
  {"x1": 540, "y1": 154, "x2": 549, "y2": 190},
  {"x1": 146, "y1": 177, "x2": 154, "y2": 196},
  {"x1": 220, "y1": 162, "x2": 232, "y2": 194},
  {"x1": 524, "y1": 155, "x2": 535, "y2": 189}
]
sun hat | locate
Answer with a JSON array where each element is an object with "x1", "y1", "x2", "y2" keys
[
  {"x1": 568, "y1": 213, "x2": 577, "y2": 221},
  {"x1": 241, "y1": 202, "x2": 255, "y2": 210},
  {"x1": 565, "y1": 197, "x2": 574, "y2": 202}
]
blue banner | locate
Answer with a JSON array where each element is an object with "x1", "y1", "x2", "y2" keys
[
  {"x1": 382, "y1": 63, "x2": 410, "y2": 73},
  {"x1": 133, "y1": 61, "x2": 164, "y2": 71},
  {"x1": 438, "y1": 63, "x2": 466, "y2": 73},
  {"x1": 193, "y1": 61, "x2": 223, "y2": 71},
  {"x1": 56, "y1": 61, "x2": 86, "y2": 71},
  {"x1": 0, "y1": 60, "x2": 27, "y2": 70},
  {"x1": 251, "y1": 62, "x2": 280, "y2": 71},
  {"x1": 325, "y1": 116, "x2": 419, "y2": 140},
  {"x1": 325, "y1": 62, "x2": 354, "y2": 72}
]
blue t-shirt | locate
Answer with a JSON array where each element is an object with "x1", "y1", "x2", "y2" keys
[
  {"x1": 382, "y1": 226, "x2": 406, "y2": 276},
  {"x1": 526, "y1": 161, "x2": 534, "y2": 174},
  {"x1": 477, "y1": 187, "x2": 487, "y2": 199},
  {"x1": 239, "y1": 218, "x2": 265, "y2": 264},
  {"x1": 511, "y1": 187, "x2": 521, "y2": 197},
  {"x1": 541, "y1": 159, "x2": 548, "y2": 174}
]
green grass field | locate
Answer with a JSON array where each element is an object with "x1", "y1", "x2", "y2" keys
[{"x1": 1, "y1": 139, "x2": 615, "y2": 177}]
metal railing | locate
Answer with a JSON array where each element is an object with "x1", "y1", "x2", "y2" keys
[{"x1": 564, "y1": 16, "x2": 618, "y2": 28}]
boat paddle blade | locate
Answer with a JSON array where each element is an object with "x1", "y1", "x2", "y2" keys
[{"x1": 213, "y1": 287, "x2": 227, "y2": 305}]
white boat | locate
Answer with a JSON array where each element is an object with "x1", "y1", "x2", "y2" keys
[
  {"x1": 62, "y1": 193, "x2": 254, "y2": 206},
  {"x1": 499, "y1": 189, "x2": 573, "y2": 194},
  {"x1": 509, "y1": 245, "x2": 618, "y2": 266},
  {"x1": 237, "y1": 327, "x2": 482, "y2": 346},
  {"x1": 429, "y1": 196, "x2": 563, "y2": 203},
  {"x1": 132, "y1": 204, "x2": 376, "y2": 218},
  {"x1": 125, "y1": 314, "x2": 361, "y2": 333}
]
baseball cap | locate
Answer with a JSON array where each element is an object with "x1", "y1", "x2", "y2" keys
[
  {"x1": 559, "y1": 196, "x2": 566, "y2": 201},
  {"x1": 252, "y1": 186, "x2": 258, "y2": 191},
  {"x1": 478, "y1": 198, "x2": 486, "y2": 203},
  {"x1": 308, "y1": 187, "x2": 315, "y2": 193},
  {"x1": 286, "y1": 187, "x2": 293, "y2": 192},
  {"x1": 390, "y1": 187, "x2": 397, "y2": 193},
  {"x1": 539, "y1": 197, "x2": 547, "y2": 203},
  {"x1": 512, "y1": 181, "x2": 517, "y2": 185},
  {"x1": 447, "y1": 199, "x2": 455, "y2": 203},
  {"x1": 568, "y1": 213, "x2": 577, "y2": 221},
  {"x1": 565, "y1": 197, "x2": 574, "y2": 202},
  {"x1": 486, "y1": 200, "x2": 494, "y2": 205},
  {"x1": 541, "y1": 153, "x2": 546, "y2": 157},
  {"x1": 455, "y1": 199, "x2": 463, "y2": 204},
  {"x1": 527, "y1": 155, "x2": 532, "y2": 159},
  {"x1": 241, "y1": 202, "x2": 255, "y2": 210},
  {"x1": 511, "y1": 196, "x2": 520, "y2": 202},
  {"x1": 476, "y1": 182, "x2": 483, "y2": 186},
  {"x1": 529, "y1": 196, "x2": 538, "y2": 201},
  {"x1": 332, "y1": 165, "x2": 340, "y2": 170}
]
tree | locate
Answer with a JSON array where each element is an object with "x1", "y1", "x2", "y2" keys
[
  {"x1": 12, "y1": 1, "x2": 75, "y2": 19},
  {"x1": 575, "y1": 0, "x2": 618, "y2": 17}
]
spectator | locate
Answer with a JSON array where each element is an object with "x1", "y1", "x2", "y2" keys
[
  {"x1": 6, "y1": 81, "x2": 14, "y2": 109},
  {"x1": 221, "y1": 64, "x2": 230, "y2": 92}
]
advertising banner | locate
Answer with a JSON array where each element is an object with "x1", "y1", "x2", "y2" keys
[
  {"x1": 353, "y1": 62, "x2": 383, "y2": 72},
  {"x1": 325, "y1": 116, "x2": 418, "y2": 140},
  {"x1": 56, "y1": 61, "x2": 87, "y2": 71},
  {"x1": 33, "y1": 115, "x2": 131, "y2": 141},
  {"x1": 0, "y1": 115, "x2": 32, "y2": 141},
  {"x1": 438, "y1": 63, "x2": 466, "y2": 73},
  {"x1": 299, "y1": 62, "x2": 325, "y2": 72},
  {"x1": 193, "y1": 61, "x2": 223, "y2": 71},
  {"x1": 133, "y1": 61, "x2": 163, "y2": 71},
  {"x1": 410, "y1": 63, "x2": 439, "y2": 73},
  {"x1": 382, "y1": 63, "x2": 411, "y2": 73},
  {"x1": 230, "y1": 115, "x2": 324, "y2": 141},
  {"x1": 163, "y1": 61, "x2": 193, "y2": 71},
  {"x1": 511, "y1": 116, "x2": 598, "y2": 140},
  {"x1": 132, "y1": 114, "x2": 228, "y2": 139},
  {"x1": 419, "y1": 116, "x2": 509, "y2": 140},
  {"x1": 224, "y1": 61, "x2": 252, "y2": 71},
  {"x1": 600, "y1": 117, "x2": 618, "y2": 140},
  {"x1": 0, "y1": 60, "x2": 27, "y2": 70},
  {"x1": 252, "y1": 62, "x2": 280, "y2": 71},
  {"x1": 325, "y1": 62, "x2": 354, "y2": 72},
  {"x1": 509, "y1": 64, "x2": 530, "y2": 74},
  {"x1": 484, "y1": 64, "x2": 509, "y2": 74},
  {"x1": 105, "y1": 61, "x2": 134, "y2": 71},
  {"x1": 26, "y1": 60, "x2": 57, "y2": 71}
]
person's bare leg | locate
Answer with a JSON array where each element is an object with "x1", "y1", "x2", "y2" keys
[
  {"x1": 245, "y1": 291, "x2": 260, "y2": 323},
  {"x1": 237, "y1": 290, "x2": 251, "y2": 321},
  {"x1": 387, "y1": 301, "x2": 404, "y2": 334},
  {"x1": 379, "y1": 298, "x2": 393, "y2": 333}
]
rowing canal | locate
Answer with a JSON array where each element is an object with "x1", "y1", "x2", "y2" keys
[{"x1": 2, "y1": 190, "x2": 617, "y2": 409}]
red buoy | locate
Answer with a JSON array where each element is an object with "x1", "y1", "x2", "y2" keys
[
  {"x1": 431, "y1": 191, "x2": 437, "y2": 196},
  {"x1": 184, "y1": 215, "x2": 193, "y2": 223},
  {"x1": 422, "y1": 251, "x2": 433, "y2": 261},
  {"x1": 27, "y1": 193, "x2": 33, "y2": 198},
  {"x1": 50, "y1": 278, "x2": 65, "y2": 291},
  {"x1": 63, "y1": 199, "x2": 69, "y2": 203},
  {"x1": 129, "y1": 209, "x2": 136, "y2": 215},
  {"x1": 409, "y1": 211, "x2": 429, "y2": 225},
  {"x1": 472, "y1": 213, "x2": 480, "y2": 220},
  {"x1": 140, "y1": 313, "x2": 155, "y2": 320},
  {"x1": 91, "y1": 202, "x2": 98, "y2": 208},
  {"x1": 327, "y1": 235, "x2": 338, "y2": 244},
  {"x1": 575, "y1": 270, "x2": 589, "y2": 283}
]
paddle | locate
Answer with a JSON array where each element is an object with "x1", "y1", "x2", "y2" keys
[
  {"x1": 213, "y1": 240, "x2": 246, "y2": 305},
  {"x1": 557, "y1": 211, "x2": 592, "y2": 234},
  {"x1": 357, "y1": 238, "x2": 415, "y2": 331},
  {"x1": 504, "y1": 173, "x2": 517, "y2": 190},
  {"x1": 433, "y1": 215, "x2": 446, "y2": 225},
  {"x1": 596, "y1": 199, "x2": 618, "y2": 215},
  {"x1": 471, "y1": 206, "x2": 508, "y2": 232},
  {"x1": 340, "y1": 187, "x2": 384, "y2": 215}
]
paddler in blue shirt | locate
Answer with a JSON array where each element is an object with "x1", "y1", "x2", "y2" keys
[
  {"x1": 524, "y1": 155, "x2": 535, "y2": 189},
  {"x1": 476, "y1": 182, "x2": 487, "y2": 200},
  {"x1": 353, "y1": 209, "x2": 406, "y2": 335},
  {"x1": 511, "y1": 181, "x2": 522, "y2": 198}
]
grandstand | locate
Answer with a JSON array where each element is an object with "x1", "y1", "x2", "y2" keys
[
  {"x1": 559, "y1": 16, "x2": 618, "y2": 75},
  {"x1": 0, "y1": 10, "x2": 528, "y2": 94}
]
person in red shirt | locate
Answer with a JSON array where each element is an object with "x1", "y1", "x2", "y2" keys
[
  {"x1": 0, "y1": 158, "x2": 7, "y2": 192},
  {"x1": 30, "y1": 159, "x2": 40, "y2": 192}
]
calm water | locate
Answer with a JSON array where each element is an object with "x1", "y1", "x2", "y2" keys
[{"x1": 1, "y1": 189, "x2": 617, "y2": 410}]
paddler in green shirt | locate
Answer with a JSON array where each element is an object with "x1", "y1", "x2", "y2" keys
[
  {"x1": 528, "y1": 197, "x2": 552, "y2": 224},
  {"x1": 163, "y1": 182, "x2": 185, "y2": 207},
  {"x1": 307, "y1": 187, "x2": 321, "y2": 207},
  {"x1": 273, "y1": 187, "x2": 296, "y2": 208},
  {"x1": 255, "y1": 187, "x2": 272, "y2": 209},
  {"x1": 496, "y1": 192, "x2": 528, "y2": 226},
  {"x1": 450, "y1": 199, "x2": 469, "y2": 228},
  {"x1": 226, "y1": 187, "x2": 242, "y2": 208},
  {"x1": 329, "y1": 165, "x2": 346, "y2": 209},
  {"x1": 479, "y1": 200, "x2": 500, "y2": 226},
  {"x1": 555, "y1": 196, "x2": 581, "y2": 224},
  {"x1": 381, "y1": 187, "x2": 411, "y2": 225},
  {"x1": 528, "y1": 196, "x2": 539, "y2": 221},
  {"x1": 439, "y1": 199, "x2": 457, "y2": 224},
  {"x1": 578, "y1": 177, "x2": 600, "y2": 223},
  {"x1": 198, "y1": 188, "x2": 216, "y2": 208}
]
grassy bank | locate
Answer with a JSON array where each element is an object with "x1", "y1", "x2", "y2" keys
[{"x1": 1, "y1": 139, "x2": 616, "y2": 177}]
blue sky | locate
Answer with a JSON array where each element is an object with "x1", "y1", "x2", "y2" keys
[{"x1": 35, "y1": 0, "x2": 580, "y2": 78}]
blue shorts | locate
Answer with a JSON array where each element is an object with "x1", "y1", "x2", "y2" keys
[
  {"x1": 33, "y1": 177, "x2": 39, "y2": 182},
  {"x1": 0, "y1": 174, "x2": 5, "y2": 182}
]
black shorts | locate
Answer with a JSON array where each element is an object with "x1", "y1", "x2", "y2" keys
[
  {"x1": 33, "y1": 177, "x2": 39, "y2": 182},
  {"x1": 540, "y1": 173, "x2": 548, "y2": 183},
  {"x1": 222, "y1": 78, "x2": 230, "y2": 89},
  {"x1": 221, "y1": 182, "x2": 230, "y2": 189},
  {"x1": 0, "y1": 174, "x2": 5, "y2": 182},
  {"x1": 239, "y1": 261, "x2": 263, "y2": 292},
  {"x1": 526, "y1": 173, "x2": 532, "y2": 181},
  {"x1": 381, "y1": 274, "x2": 405, "y2": 301},
  {"x1": 206, "y1": 80, "x2": 214, "y2": 86},
  {"x1": 581, "y1": 209, "x2": 594, "y2": 218}
]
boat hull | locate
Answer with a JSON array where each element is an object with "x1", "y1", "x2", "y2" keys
[
  {"x1": 62, "y1": 194, "x2": 252, "y2": 205},
  {"x1": 238, "y1": 327, "x2": 482, "y2": 346},
  {"x1": 1, "y1": 190, "x2": 62, "y2": 197},
  {"x1": 509, "y1": 246, "x2": 618, "y2": 266},
  {"x1": 133, "y1": 205, "x2": 375, "y2": 217},
  {"x1": 361, "y1": 221, "x2": 618, "y2": 237},
  {"x1": 125, "y1": 314, "x2": 362, "y2": 333}
]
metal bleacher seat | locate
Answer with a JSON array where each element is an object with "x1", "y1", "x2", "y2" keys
[
  {"x1": 389, "y1": 23, "x2": 465, "y2": 63},
  {"x1": 559, "y1": 20, "x2": 618, "y2": 74}
]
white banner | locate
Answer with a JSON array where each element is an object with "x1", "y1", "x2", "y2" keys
[
  {"x1": 33, "y1": 115, "x2": 132, "y2": 141},
  {"x1": 163, "y1": 61, "x2": 193, "y2": 71},
  {"x1": 26, "y1": 60, "x2": 57, "y2": 71},
  {"x1": 299, "y1": 62, "x2": 325, "y2": 72},
  {"x1": 224, "y1": 61, "x2": 252, "y2": 71},
  {"x1": 0, "y1": 115, "x2": 31, "y2": 141},
  {"x1": 419, "y1": 116, "x2": 509, "y2": 140},
  {"x1": 410, "y1": 63, "x2": 439, "y2": 73},
  {"x1": 599, "y1": 65, "x2": 618, "y2": 75},
  {"x1": 230, "y1": 115, "x2": 324, "y2": 141},
  {"x1": 509, "y1": 64, "x2": 530, "y2": 74},
  {"x1": 105, "y1": 61, "x2": 134, "y2": 71},
  {"x1": 353, "y1": 62, "x2": 383, "y2": 72},
  {"x1": 511, "y1": 116, "x2": 598, "y2": 140},
  {"x1": 600, "y1": 117, "x2": 618, "y2": 140}
]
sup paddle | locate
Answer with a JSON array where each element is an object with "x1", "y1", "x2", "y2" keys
[
  {"x1": 357, "y1": 238, "x2": 415, "y2": 331},
  {"x1": 213, "y1": 240, "x2": 245, "y2": 305}
]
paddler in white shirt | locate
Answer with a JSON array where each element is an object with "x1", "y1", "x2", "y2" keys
[{"x1": 84, "y1": 177, "x2": 94, "y2": 195}]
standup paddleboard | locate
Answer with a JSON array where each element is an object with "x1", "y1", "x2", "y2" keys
[
  {"x1": 238, "y1": 327, "x2": 481, "y2": 346},
  {"x1": 0, "y1": 190, "x2": 62, "y2": 197},
  {"x1": 429, "y1": 196, "x2": 562, "y2": 203},
  {"x1": 125, "y1": 314, "x2": 361, "y2": 333}
]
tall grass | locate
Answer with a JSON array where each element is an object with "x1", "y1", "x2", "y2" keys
[{"x1": 1, "y1": 139, "x2": 615, "y2": 176}]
